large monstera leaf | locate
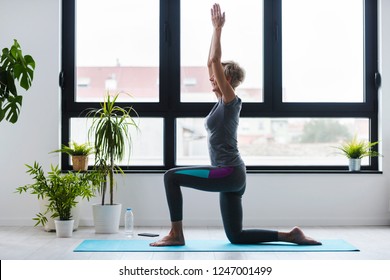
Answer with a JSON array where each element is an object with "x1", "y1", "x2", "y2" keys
[{"x1": 0, "y1": 40, "x2": 35, "y2": 124}]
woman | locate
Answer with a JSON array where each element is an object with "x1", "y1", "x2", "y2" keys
[{"x1": 150, "y1": 3, "x2": 321, "y2": 247}]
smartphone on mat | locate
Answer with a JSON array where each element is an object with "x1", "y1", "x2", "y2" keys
[{"x1": 138, "y1": 233, "x2": 159, "y2": 237}]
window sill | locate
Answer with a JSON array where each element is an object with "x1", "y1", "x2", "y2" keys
[
  {"x1": 118, "y1": 169, "x2": 383, "y2": 174},
  {"x1": 61, "y1": 168, "x2": 382, "y2": 175},
  {"x1": 246, "y1": 170, "x2": 382, "y2": 174}
]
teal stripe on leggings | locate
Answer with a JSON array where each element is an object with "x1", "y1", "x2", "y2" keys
[{"x1": 175, "y1": 169, "x2": 210, "y2": 178}]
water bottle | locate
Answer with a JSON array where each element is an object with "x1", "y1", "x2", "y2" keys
[{"x1": 124, "y1": 208, "x2": 134, "y2": 237}]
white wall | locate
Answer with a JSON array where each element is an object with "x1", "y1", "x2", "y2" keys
[{"x1": 1, "y1": 0, "x2": 389, "y2": 228}]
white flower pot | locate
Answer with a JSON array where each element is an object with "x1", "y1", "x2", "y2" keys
[
  {"x1": 349, "y1": 158, "x2": 361, "y2": 171},
  {"x1": 39, "y1": 199, "x2": 80, "y2": 231},
  {"x1": 54, "y1": 219, "x2": 74, "y2": 238},
  {"x1": 92, "y1": 204, "x2": 122, "y2": 234}
]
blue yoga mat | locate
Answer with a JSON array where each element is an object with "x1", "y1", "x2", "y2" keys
[{"x1": 74, "y1": 239, "x2": 359, "y2": 252}]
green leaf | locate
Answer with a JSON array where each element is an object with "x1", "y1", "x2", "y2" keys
[
  {"x1": 334, "y1": 135, "x2": 381, "y2": 159},
  {"x1": 5, "y1": 70, "x2": 17, "y2": 96},
  {"x1": 0, "y1": 109, "x2": 4, "y2": 122},
  {"x1": 3, "y1": 94, "x2": 22, "y2": 123},
  {"x1": 0, "y1": 39, "x2": 35, "y2": 124}
]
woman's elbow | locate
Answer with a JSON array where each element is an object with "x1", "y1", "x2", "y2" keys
[{"x1": 209, "y1": 56, "x2": 221, "y2": 65}]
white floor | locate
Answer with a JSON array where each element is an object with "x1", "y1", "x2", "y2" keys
[{"x1": 1, "y1": 226, "x2": 390, "y2": 260}]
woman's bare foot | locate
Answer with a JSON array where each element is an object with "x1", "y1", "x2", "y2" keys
[
  {"x1": 279, "y1": 227, "x2": 322, "y2": 245},
  {"x1": 150, "y1": 221, "x2": 185, "y2": 247},
  {"x1": 149, "y1": 234, "x2": 185, "y2": 246}
]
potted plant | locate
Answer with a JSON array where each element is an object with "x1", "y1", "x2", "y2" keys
[
  {"x1": 335, "y1": 136, "x2": 381, "y2": 171},
  {"x1": 51, "y1": 141, "x2": 94, "y2": 171},
  {"x1": 16, "y1": 162, "x2": 101, "y2": 237},
  {"x1": 0, "y1": 39, "x2": 35, "y2": 124},
  {"x1": 86, "y1": 92, "x2": 139, "y2": 233}
]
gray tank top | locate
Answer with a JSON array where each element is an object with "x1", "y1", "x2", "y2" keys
[{"x1": 205, "y1": 96, "x2": 245, "y2": 167}]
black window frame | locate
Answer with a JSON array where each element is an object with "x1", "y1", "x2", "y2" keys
[{"x1": 61, "y1": 0, "x2": 380, "y2": 172}]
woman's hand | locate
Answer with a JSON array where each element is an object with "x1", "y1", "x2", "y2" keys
[{"x1": 211, "y1": 3, "x2": 225, "y2": 30}]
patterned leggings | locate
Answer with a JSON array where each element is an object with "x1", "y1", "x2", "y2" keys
[{"x1": 163, "y1": 164, "x2": 278, "y2": 244}]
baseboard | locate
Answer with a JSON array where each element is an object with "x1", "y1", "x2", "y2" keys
[
  {"x1": 2, "y1": 217, "x2": 389, "y2": 227},
  {"x1": 0, "y1": 218, "x2": 36, "y2": 227},
  {"x1": 77, "y1": 217, "x2": 390, "y2": 227}
]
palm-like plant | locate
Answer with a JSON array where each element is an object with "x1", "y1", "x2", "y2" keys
[
  {"x1": 86, "y1": 92, "x2": 139, "y2": 205},
  {"x1": 335, "y1": 136, "x2": 380, "y2": 159}
]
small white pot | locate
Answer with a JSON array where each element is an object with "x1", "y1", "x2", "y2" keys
[
  {"x1": 39, "y1": 199, "x2": 80, "y2": 231},
  {"x1": 54, "y1": 219, "x2": 74, "y2": 238},
  {"x1": 349, "y1": 158, "x2": 361, "y2": 171},
  {"x1": 92, "y1": 204, "x2": 122, "y2": 234}
]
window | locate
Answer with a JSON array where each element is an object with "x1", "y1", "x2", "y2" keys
[
  {"x1": 180, "y1": 0, "x2": 263, "y2": 103},
  {"x1": 70, "y1": 118, "x2": 164, "y2": 166},
  {"x1": 75, "y1": 0, "x2": 160, "y2": 103},
  {"x1": 61, "y1": 0, "x2": 379, "y2": 171},
  {"x1": 282, "y1": 0, "x2": 364, "y2": 103},
  {"x1": 176, "y1": 118, "x2": 372, "y2": 166}
]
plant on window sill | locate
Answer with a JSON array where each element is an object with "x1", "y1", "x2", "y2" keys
[{"x1": 334, "y1": 136, "x2": 381, "y2": 171}]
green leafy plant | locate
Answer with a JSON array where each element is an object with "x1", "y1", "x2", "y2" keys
[
  {"x1": 51, "y1": 141, "x2": 94, "y2": 156},
  {"x1": 0, "y1": 39, "x2": 35, "y2": 123},
  {"x1": 335, "y1": 136, "x2": 381, "y2": 159},
  {"x1": 86, "y1": 92, "x2": 139, "y2": 205},
  {"x1": 16, "y1": 162, "x2": 102, "y2": 226}
]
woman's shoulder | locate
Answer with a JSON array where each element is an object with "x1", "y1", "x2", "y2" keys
[{"x1": 223, "y1": 95, "x2": 241, "y2": 107}]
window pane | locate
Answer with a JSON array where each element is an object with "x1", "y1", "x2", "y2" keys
[
  {"x1": 176, "y1": 118, "x2": 370, "y2": 166},
  {"x1": 282, "y1": 0, "x2": 364, "y2": 102},
  {"x1": 70, "y1": 118, "x2": 164, "y2": 166},
  {"x1": 76, "y1": 0, "x2": 159, "y2": 102},
  {"x1": 180, "y1": 0, "x2": 263, "y2": 103},
  {"x1": 176, "y1": 118, "x2": 209, "y2": 165}
]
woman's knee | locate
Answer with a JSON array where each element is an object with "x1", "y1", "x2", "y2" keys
[{"x1": 226, "y1": 230, "x2": 245, "y2": 244}]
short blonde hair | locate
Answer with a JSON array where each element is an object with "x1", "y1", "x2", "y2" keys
[{"x1": 221, "y1": 61, "x2": 245, "y2": 89}]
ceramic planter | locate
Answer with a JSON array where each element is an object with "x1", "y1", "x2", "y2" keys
[
  {"x1": 54, "y1": 219, "x2": 74, "y2": 238},
  {"x1": 92, "y1": 203, "x2": 122, "y2": 233},
  {"x1": 349, "y1": 158, "x2": 361, "y2": 171}
]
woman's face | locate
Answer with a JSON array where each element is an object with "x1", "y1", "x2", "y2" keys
[
  {"x1": 209, "y1": 74, "x2": 220, "y2": 93},
  {"x1": 209, "y1": 73, "x2": 231, "y2": 93}
]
